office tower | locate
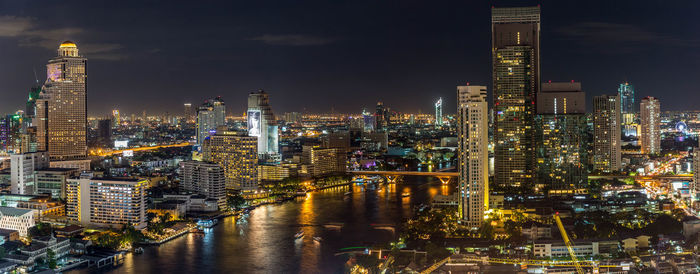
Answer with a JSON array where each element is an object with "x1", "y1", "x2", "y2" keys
[
  {"x1": 362, "y1": 109, "x2": 375, "y2": 132},
  {"x1": 375, "y1": 102, "x2": 390, "y2": 131},
  {"x1": 112, "y1": 109, "x2": 120, "y2": 126},
  {"x1": 35, "y1": 167, "x2": 77, "y2": 199},
  {"x1": 97, "y1": 119, "x2": 112, "y2": 147},
  {"x1": 196, "y1": 97, "x2": 226, "y2": 145},
  {"x1": 184, "y1": 103, "x2": 193, "y2": 123},
  {"x1": 457, "y1": 85, "x2": 488, "y2": 228},
  {"x1": 203, "y1": 131, "x2": 258, "y2": 191},
  {"x1": 492, "y1": 6, "x2": 540, "y2": 190},
  {"x1": 247, "y1": 89, "x2": 279, "y2": 157},
  {"x1": 535, "y1": 82, "x2": 588, "y2": 193},
  {"x1": 322, "y1": 131, "x2": 351, "y2": 154},
  {"x1": 181, "y1": 161, "x2": 226, "y2": 209},
  {"x1": 435, "y1": 98, "x2": 443, "y2": 126},
  {"x1": 26, "y1": 85, "x2": 42, "y2": 118},
  {"x1": 640, "y1": 97, "x2": 660, "y2": 155},
  {"x1": 593, "y1": 95, "x2": 621, "y2": 172},
  {"x1": 35, "y1": 41, "x2": 88, "y2": 161},
  {"x1": 66, "y1": 177, "x2": 147, "y2": 229},
  {"x1": 10, "y1": 151, "x2": 49, "y2": 195},
  {"x1": 619, "y1": 83, "x2": 637, "y2": 137}
]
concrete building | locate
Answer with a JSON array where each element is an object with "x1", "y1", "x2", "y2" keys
[
  {"x1": 302, "y1": 146, "x2": 345, "y2": 177},
  {"x1": 535, "y1": 82, "x2": 588, "y2": 193},
  {"x1": 258, "y1": 163, "x2": 298, "y2": 182},
  {"x1": 694, "y1": 148, "x2": 700, "y2": 199},
  {"x1": 180, "y1": 161, "x2": 226, "y2": 209},
  {"x1": 247, "y1": 89, "x2": 279, "y2": 158},
  {"x1": 66, "y1": 177, "x2": 147, "y2": 229},
  {"x1": 35, "y1": 41, "x2": 88, "y2": 162},
  {"x1": 640, "y1": 97, "x2": 660, "y2": 155},
  {"x1": 533, "y1": 240, "x2": 599, "y2": 258},
  {"x1": 203, "y1": 131, "x2": 258, "y2": 191},
  {"x1": 457, "y1": 85, "x2": 488, "y2": 228},
  {"x1": 196, "y1": 97, "x2": 226, "y2": 145},
  {"x1": 593, "y1": 95, "x2": 622, "y2": 172},
  {"x1": 10, "y1": 151, "x2": 49, "y2": 195},
  {"x1": 35, "y1": 167, "x2": 77, "y2": 199},
  {"x1": 0, "y1": 207, "x2": 34, "y2": 237},
  {"x1": 492, "y1": 6, "x2": 541, "y2": 190}
]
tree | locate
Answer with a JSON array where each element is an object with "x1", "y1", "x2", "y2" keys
[
  {"x1": 478, "y1": 222, "x2": 495, "y2": 239},
  {"x1": 227, "y1": 194, "x2": 247, "y2": 211},
  {"x1": 46, "y1": 248, "x2": 57, "y2": 269}
]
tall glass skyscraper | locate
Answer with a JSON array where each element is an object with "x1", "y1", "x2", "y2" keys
[
  {"x1": 491, "y1": 6, "x2": 540, "y2": 190},
  {"x1": 535, "y1": 82, "x2": 588, "y2": 194},
  {"x1": 35, "y1": 41, "x2": 88, "y2": 161},
  {"x1": 619, "y1": 82, "x2": 637, "y2": 137},
  {"x1": 435, "y1": 98, "x2": 443, "y2": 126}
]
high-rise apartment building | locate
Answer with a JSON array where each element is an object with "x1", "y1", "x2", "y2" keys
[
  {"x1": 640, "y1": 97, "x2": 660, "y2": 155},
  {"x1": 535, "y1": 82, "x2": 588, "y2": 193},
  {"x1": 247, "y1": 89, "x2": 279, "y2": 157},
  {"x1": 302, "y1": 146, "x2": 346, "y2": 177},
  {"x1": 435, "y1": 98, "x2": 443, "y2": 126},
  {"x1": 203, "y1": 131, "x2": 258, "y2": 191},
  {"x1": 694, "y1": 148, "x2": 700, "y2": 199},
  {"x1": 492, "y1": 6, "x2": 540, "y2": 190},
  {"x1": 619, "y1": 83, "x2": 638, "y2": 137},
  {"x1": 180, "y1": 161, "x2": 226, "y2": 209},
  {"x1": 196, "y1": 97, "x2": 226, "y2": 145},
  {"x1": 593, "y1": 95, "x2": 621, "y2": 172},
  {"x1": 112, "y1": 110, "x2": 120, "y2": 126},
  {"x1": 10, "y1": 151, "x2": 49, "y2": 195},
  {"x1": 35, "y1": 41, "x2": 88, "y2": 162},
  {"x1": 375, "y1": 102, "x2": 390, "y2": 131},
  {"x1": 457, "y1": 85, "x2": 488, "y2": 228},
  {"x1": 66, "y1": 177, "x2": 147, "y2": 229}
]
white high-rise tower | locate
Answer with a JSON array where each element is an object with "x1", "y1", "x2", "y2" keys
[
  {"x1": 457, "y1": 85, "x2": 488, "y2": 229},
  {"x1": 640, "y1": 97, "x2": 660, "y2": 155}
]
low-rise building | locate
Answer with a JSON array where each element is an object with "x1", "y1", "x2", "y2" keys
[
  {"x1": 3, "y1": 235, "x2": 70, "y2": 266},
  {"x1": 521, "y1": 221, "x2": 552, "y2": 241},
  {"x1": 0, "y1": 207, "x2": 34, "y2": 237},
  {"x1": 533, "y1": 240, "x2": 599, "y2": 258}
]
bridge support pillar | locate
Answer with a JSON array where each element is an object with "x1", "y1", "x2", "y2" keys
[
  {"x1": 436, "y1": 176, "x2": 451, "y2": 184},
  {"x1": 385, "y1": 175, "x2": 402, "y2": 184}
]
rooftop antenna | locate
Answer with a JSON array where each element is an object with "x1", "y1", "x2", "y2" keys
[{"x1": 33, "y1": 67, "x2": 39, "y2": 84}]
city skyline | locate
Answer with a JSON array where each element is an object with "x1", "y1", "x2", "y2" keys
[{"x1": 0, "y1": 1, "x2": 699, "y2": 115}]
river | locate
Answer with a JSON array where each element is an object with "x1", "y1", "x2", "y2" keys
[{"x1": 69, "y1": 177, "x2": 453, "y2": 273}]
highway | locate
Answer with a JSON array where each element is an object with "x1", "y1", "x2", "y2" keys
[{"x1": 90, "y1": 142, "x2": 192, "y2": 156}]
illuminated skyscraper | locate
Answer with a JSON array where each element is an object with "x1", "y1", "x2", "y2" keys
[
  {"x1": 640, "y1": 97, "x2": 660, "y2": 155},
  {"x1": 435, "y1": 98, "x2": 443, "y2": 126},
  {"x1": 457, "y1": 85, "x2": 488, "y2": 228},
  {"x1": 66, "y1": 176, "x2": 147, "y2": 229},
  {"x1": 374, "y1": 102, "x2": 390, "y2": 131},
  {"x1": 619, "y1": 83, "x2": 637, "y2": 137},
  {"x1": 196, "y1": 97, "x2": 226, "y2": 145},
  {"x1": 535, "y1": 82, "x2": 587, "y2": 193},
  {"x1": 35, "y1": 41, "x2": 88, "y2": 161},
  {"x1": 112, "y1": 109, "x2": 120, "y2": 127},
  {"x1": 492, "y1": 6, "x2": 540, "y2": 190},
  {"x1": 593, "y1": 95, "x2": 621, "y2": 172},
  {"x1": 203, "y1": 130, "x2": 258, "y2": 191},
  {"x1": 247, "y1": 89, "x2": 279, "y2": 158},
  {"x1": 184, "y1": 103, "x2": 193, "y2": 123}
]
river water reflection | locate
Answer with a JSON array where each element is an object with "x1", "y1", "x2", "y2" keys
[{"x1": 70, "y1": 177, "x2": 453, "y2": 273}]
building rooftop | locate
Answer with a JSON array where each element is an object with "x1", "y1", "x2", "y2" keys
[{"x1": 0, "y1": 207, "x2": 33, "y2": 217}]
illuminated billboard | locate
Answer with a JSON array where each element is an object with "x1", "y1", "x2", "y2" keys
[
  {"x1": 123, "y1": 150, "x2": 134, "y2": 157},
  {"x1": 247, "y1": 110, "x2": 261, "y2": 137},
  {"x1": 114, "y1": 140, "x2": 129, "y2": 149}
]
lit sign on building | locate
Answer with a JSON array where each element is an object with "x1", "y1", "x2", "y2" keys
[
  {"x1": 114, "y1": 140, "x2": 129, "y2": 149},
  {"x1": 123, "y1": 150, "x2": 134, "y2": 157},
  {"x1": 247, "y1": 110, "x2": 261, "y2": 137}
]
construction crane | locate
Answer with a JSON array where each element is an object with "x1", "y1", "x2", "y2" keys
[{"x1": 554, "y1": 212, "x2": 584, "y2": 274}]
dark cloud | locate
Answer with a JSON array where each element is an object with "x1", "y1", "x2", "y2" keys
[
  {"x1": 557, "y1": 22, "x2": 697, "y2": 49},
  {"x1": 247, "y1": 34, "x2": 336, "y2": 46}
]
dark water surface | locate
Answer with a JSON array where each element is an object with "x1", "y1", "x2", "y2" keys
[{"x1": 71, "y1": 177, "x2": 453, "y2": 273}]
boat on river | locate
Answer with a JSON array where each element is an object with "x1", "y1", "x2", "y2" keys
[{"x1": 294, "y1": 231, "x2": 304, "y2": 240}]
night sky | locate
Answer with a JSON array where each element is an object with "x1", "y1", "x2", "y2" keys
[{"x1": 0, "y1": 0, "x2": 698, "y2": 116}]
